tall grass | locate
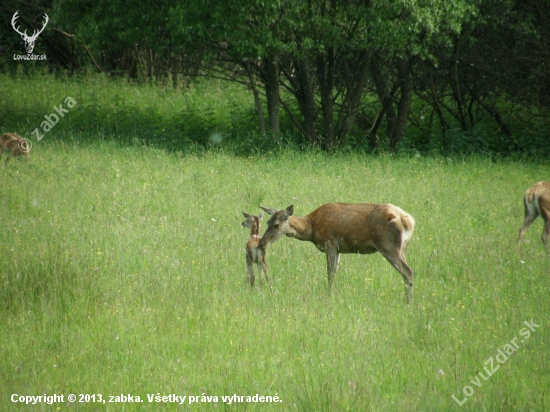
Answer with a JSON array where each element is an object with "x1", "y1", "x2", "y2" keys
[
  {"x1": 0, "y1": 72, "x2": 549, "y2": 411},
  {"x1": 0, "y1": 67, "x2": 279, "y2": 154}
]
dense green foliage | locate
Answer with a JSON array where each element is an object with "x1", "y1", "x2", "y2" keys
[
  {"x1": 1, "y1": 0, "x2": 549, "y2": 154},
  {"x1": 0, "y1": 70, "x2": 273, "y2": 154}
]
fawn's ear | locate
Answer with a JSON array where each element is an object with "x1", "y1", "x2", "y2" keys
[
  {"x1": 258, "y1": 212, "x2": 264, "y2": 220},
  {"x1": 242, "y1": 211, "x2": 251, "y2": 218},
  {"x1": 259, "y1": 206, "x2": 278, "y2": 215},
  {"x1": 284, "y1": 205, "x2": 294, "y2": 218}
]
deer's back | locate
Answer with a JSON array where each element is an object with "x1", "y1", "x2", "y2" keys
[
  {"x1": 307, "y1": 203, "x2": 413, "y2": 254},
  {"x1": 0, "y1": 133, "x2": 23, "y2": 152}
]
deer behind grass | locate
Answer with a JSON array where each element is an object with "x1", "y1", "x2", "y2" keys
[
  {"x1": 258, "y1": 203, "x2": 415, "y2": 302},
  {"x1": 0, "y1": 133, "x2": 30, "y2": 164},
  {"x1": 517, "y1": 181, "x2": 550, "y2": 251},
  {"x1": 241, "y1": 212, "x2": 270, "y2": 288}
]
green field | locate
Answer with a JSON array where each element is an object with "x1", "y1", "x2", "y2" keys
[{"x1": 1, "y1": 72, "x2": 549, "y2": 411}]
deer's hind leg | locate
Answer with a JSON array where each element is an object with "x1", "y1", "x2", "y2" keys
[
  {"x1": 518, "y1": 196, "x2": 539, "y2": 249},
  {"x1": 540, "y1": 199, "x2": 550, "y2": 248},
  {"x1": 379, "y1": 246, "x2": 414, "y2": 304}
]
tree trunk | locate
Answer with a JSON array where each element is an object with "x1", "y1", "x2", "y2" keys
[
  {"x1": 477, "y1": 96, "x2": 516, "y2": 148},
  {"x1": 295, "y1": 60, "x2": 319, "y2": 145},
  {"x1": 390, "y1": 58, "x2": 413, "y2": 151},
  {"x1": 451, "y1": 39, "x2": 469, "y2": 131},
  {"x1": 429, "y1": 70, "x2": 448, "y2": 148},
  {"x1": 244, "y1": 62, "x2": 266, "y2": 135},
  {"x1": 386, "y1": 104, "x2": 397, "y2": 147},
  {"x1": 286, "y1": 59, "x2": 319, "y2": 145},
  {"x1": 264, "y1": 55, "x2": 280, "y2": 137},
  {"x1": 317, "y1": 47, "x2": 337, "y2": 150},
  {"x1": 370, "y1": 60, "x2": 399, "y2": 150},
  {"x1": 336, "y1": 50, "x2": 372, "y2": 146}
]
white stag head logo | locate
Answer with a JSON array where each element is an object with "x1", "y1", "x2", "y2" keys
[{"x1": 11, "y1": 11, "x2": 49, "y2": 54}]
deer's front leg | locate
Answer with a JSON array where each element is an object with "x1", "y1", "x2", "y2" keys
[
  {"x1": 325, "y1": 241, "x2": 340, "y2": 289},
  {"x1": 259, "y1": 252, "x2": 271, "y2": 289},
  {"x1": 246, "y1": 252, "x2": 255, "y2": 287}
]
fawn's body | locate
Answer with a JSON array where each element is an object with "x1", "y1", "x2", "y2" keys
[{"x1": 241, "y1": 212, "x2": 270, "y2": 288}]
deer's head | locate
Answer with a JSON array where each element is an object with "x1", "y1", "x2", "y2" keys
[
  {"x1": 12, "y1": 11, "x2": 49, "y2": 54},
  {"x1": 258, "y1": 205, "x2": 294, "y2": 248},
  {"x1": 241, "y1": 211, "x2": 264, "y2": 232}
]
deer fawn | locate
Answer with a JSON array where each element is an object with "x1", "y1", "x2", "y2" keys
[
  {"x1": 241, "y1": 211, "x2": 270, "y2": 288},
  {"x1": 0, "y1": 133, "x2": 31, "y2": 164},
  {"x1": 517, "y1": 181, "x2": 550, "y2": 251},
  {"x1": 258, "y1": 203, "x2": 415, "y2": 302}
]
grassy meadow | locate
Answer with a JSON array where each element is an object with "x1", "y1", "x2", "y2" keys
[{"x1": 0, "y1": 71, "x2": 549, "y2": 411}]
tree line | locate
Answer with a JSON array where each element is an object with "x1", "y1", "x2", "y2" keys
[{"x1": 1, "y1": 0, "x2": 549, "y2": 155}]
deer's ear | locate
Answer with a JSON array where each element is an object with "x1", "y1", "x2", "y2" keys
[
  {"x1": 258, "y1": 212, "x2": 264, "y2": 220},
  {"x1": 285, "y1": 205, "x2": 294, "y2": 217},
  {"x1": 242, "y1": 211, "x2": 251, "y2": 218},
  {"x1": 259, "y1": 206, "x2": 278, "y2": 215}
]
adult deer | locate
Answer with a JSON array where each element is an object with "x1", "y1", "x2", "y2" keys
[
  {"x1": 258, "y1": 203, "x2": 415, "y2": 302},
  {"x1": 11, "y1": 11, "x2": 49, "y2": 54},
  {"x1": 0, "y1": 133, "x2": 31, "y2": 164},
  {"x1": 241, "y1": 212, "x2": 270, "y2": 288},
  {"x1": 517, "y1": 182, "x2": 550, "y2": 251}
]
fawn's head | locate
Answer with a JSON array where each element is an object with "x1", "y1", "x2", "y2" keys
[{"x1": 241, "y1": 211, "x2": 264, "y2": 233}]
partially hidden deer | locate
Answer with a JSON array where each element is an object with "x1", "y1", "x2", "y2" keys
[
  {"x1": 517, "y1": 181, "x2": 550, "y2": 251},
  {"x1": 258, "y1": 203, "x2": 415, "y2": 302},
  {"x1": 241, "y1": 211, "x2": 270, "y2": 288},
  {"x1": 0, "y1": 133, "x2": 31, "y2": 164}
]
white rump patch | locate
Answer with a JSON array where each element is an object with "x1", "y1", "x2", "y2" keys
[{"x1": 402, "y1": 228, "x2": 412, "y2": 243}]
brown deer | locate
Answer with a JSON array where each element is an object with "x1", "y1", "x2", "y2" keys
[
  {"x1": 0, "y1": 133, "x2": 31, "y2": 164},
  {"x1": 517, "y1": 181, "x2": 550, "y2": 251},
  {"x1": 258, "y1": 203, "x2": 415, "y2": 302},
  {"x1": 241, "y1": 211, "x2": 270, "y2": 288}
]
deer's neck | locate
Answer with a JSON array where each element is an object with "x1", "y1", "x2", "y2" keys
[
  {"x1": 288, "y1": 216, "x2": 313, "y2": 241},
  {"x1": 249, "y1": 219, "x2": 261, "y2": 238}
]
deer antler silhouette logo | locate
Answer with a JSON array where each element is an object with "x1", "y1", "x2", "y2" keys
[{"x1": 11, "y1": 11, "x2": 49, "y2": 54}]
